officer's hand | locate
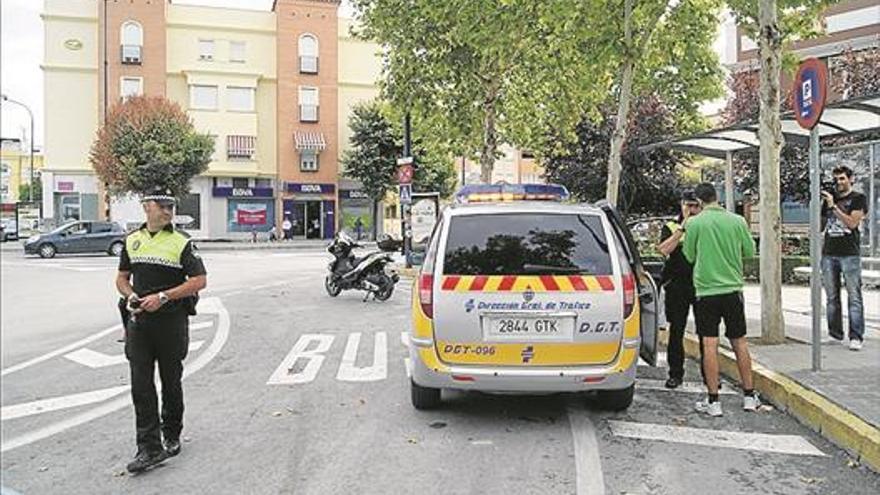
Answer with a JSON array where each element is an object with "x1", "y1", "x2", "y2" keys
[
  {"x1": 821, "y1": 191, "x2": 834, "y2": 207},
  {"x1": 140, "y1": 294, "x2": 163, "y2": 313}
]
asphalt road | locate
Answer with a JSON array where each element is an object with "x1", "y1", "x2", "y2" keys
[{"x1": 1, "y1": 248, "x2": 878, "y2": 494}]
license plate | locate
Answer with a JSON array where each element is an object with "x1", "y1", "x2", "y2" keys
[{"x1": 483, "y1": 315, "x2": 574, "y2": 342}]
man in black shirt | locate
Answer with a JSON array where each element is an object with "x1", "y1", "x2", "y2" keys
[
  {"x1": 821, "y1": 166, "x2": 868, "y2": 351},
  {"x1": 116, "y1": 188, "x2": 207, "y2": 473},
  {"x1": 657, "y1": 191, "x2": 703, "y2": 388}
]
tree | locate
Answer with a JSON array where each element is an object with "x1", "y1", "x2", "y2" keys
[
  {"x1": 601, "y1": 0, "x2": 725, "y2": 205},
  {"x1": 342, "y1": 101, "x2": 457, "y2": 237},
  {"x1": 351, "y1": 0, "x2": 612, "y2": 183},
  {"x1": 726, "y1": 0, "x2": 836, "y2": 343},
  {"x1": 543, "y1": 94, "x2": 689, "y2": 217},
  {"x1": 90, "y1": 96, "x2": 213, "y2": 200},
  {"x1": 18, "y1": 179, "x2": 42, "y2": 203}
]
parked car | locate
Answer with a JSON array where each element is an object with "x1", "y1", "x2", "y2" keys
[
  {"x1": 24, "y1": 221, "x2": 126, "y2": 258},
  {"x1": 0, "y1": 219, "x2": 18, "y2": 242}
]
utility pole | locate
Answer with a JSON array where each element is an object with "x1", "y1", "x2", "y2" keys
[{"x1": 401, "y1": 112, "x2": 413, "y2": 268}]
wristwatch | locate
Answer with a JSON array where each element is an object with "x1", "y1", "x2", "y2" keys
[{"x1": 158, "y1": 291, "x2": 170, "y2": 306}]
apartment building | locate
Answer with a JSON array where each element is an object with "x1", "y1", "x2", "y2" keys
[{"x1": 41, "y1": 0, "x2": 379, "y2": 240}]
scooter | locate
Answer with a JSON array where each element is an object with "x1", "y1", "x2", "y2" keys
[{"x1": 325, "y1": 232, "x2": 399, "y2": 301}]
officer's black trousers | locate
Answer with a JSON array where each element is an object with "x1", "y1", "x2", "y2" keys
[
  {"x1": 664, "y1": 282, "x2": 698, "y2": 382},
  {"x1": 125, "y1": 310, "x2": 189, "y2": 452}
]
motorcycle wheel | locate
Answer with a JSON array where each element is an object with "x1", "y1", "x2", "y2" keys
[
  {"x1": 325, "y1": 275, "x2": 342, "y2": 297},
  {"x1": 374, "y1": 274, "x2": 394, "y2": 301}
]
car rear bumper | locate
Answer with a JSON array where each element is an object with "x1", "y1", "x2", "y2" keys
[{"x1": 409, "y1": 339, "x2": 638, "y2": 393}]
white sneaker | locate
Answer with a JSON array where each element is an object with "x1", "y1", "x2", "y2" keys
[
  {"x1": 695, "y1": 398, "x2": 723, "y2": 417},
  {"x1": 743, "y1": 393, "x2": 762, "y2": 412},
  {"x1": 849, "y1": 339, "x2": 863, "y2": 351}
]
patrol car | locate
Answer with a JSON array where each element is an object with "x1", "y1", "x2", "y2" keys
[{"x1": 408, "y1": 184, "x2": 659, "y2": 410}]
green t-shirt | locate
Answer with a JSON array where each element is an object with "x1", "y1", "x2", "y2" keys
[{"x1": 682, "y1": 205, "x2": 756, "y2": 297}]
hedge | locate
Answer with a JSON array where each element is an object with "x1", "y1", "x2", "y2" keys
[{"x1": 743, "y1": 256, "x2": 810, "y2": 284}]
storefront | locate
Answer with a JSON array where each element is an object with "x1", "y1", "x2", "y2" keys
[
  {"x1": 212, "y1": 178, "x2": 276, "y2": 239},
  {"x1": 339, "y1": 187, "x2": 373, "y2": 240},
  {"x1": 282, "y1": 182, "x2": 336, "y2": 240},
  {"x1": 40, "y1": 172, "x2": 100, "y2": 226}
]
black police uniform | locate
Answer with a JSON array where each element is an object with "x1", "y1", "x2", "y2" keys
[
  {"x1": 118, "y1": 223, "x2": 206, "y2": 457},
  {"x1": 660, "y1": 218, "x2": 700, "y2": 384}
]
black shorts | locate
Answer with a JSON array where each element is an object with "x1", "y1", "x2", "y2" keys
[{"x1": 694, "y1": 291, "x2": 747, "y2": 339}]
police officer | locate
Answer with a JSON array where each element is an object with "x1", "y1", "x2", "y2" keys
[
  {"x1": 116, "y1": 187, "x2": 207, "y2": 473},
  {"x1": 657, "y1": 190, "x2": 702, "y2": 389}
]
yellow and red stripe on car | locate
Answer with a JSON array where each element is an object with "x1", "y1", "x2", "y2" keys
[{"x1": 440, "y1": 275, "x2": 615, "y2": 293}]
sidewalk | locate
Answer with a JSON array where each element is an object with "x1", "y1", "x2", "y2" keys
[{"x1": 675, "y1": 283, "x2": 880, "y2": 471}]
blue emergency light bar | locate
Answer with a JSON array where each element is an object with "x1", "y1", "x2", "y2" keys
[{"x1": 454, "y1": 183, "x2": 571, "y2": 203}]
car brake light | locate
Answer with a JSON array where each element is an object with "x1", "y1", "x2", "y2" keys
[
  {"x1": 622, "y1": 272, "x2": 635, "y2": 319},
  {"x1": 419, "y1": 273, "x2": 434, "y2": 319}
]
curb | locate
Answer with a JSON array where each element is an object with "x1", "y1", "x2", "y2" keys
[{"x1": 679, "y1": 332, "x2": 880, "y2": 472}]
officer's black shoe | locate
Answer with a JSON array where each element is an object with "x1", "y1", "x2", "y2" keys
[
  {"x1": 163, "y1": 437, "x2": 181, "y2": 457},
  {"x1": 126, "y1": 449, "x2": 169, "y2": 474},
  {"x1": 664, "y1": 377, "x2": 682, "y2": 389}
]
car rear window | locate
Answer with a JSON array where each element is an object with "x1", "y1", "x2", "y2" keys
[{"x1": 442, "y1": 213, "x2": 612, "y2": 275}]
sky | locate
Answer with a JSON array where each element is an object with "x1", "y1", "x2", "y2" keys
[{"x1": 0, "y1": 0, "x2": 733, "y2": 150}]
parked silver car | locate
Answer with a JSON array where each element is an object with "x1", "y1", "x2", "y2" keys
[{"x1": 24, "y1": 221, "x2": 126, "y2": 258}]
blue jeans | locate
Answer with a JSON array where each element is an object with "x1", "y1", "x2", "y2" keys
[{"x1": 821, "y1": 255, "x2": 865, "y2": 341}]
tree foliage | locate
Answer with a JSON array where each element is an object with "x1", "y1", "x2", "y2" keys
[
  {"x1": 543, "y1": 94, "x2": 689, "y2": 217},
  {"x1": 342, "y1": 100, "x2": 457, "y2": 202},
  {"x1": 90, "y1": 96, "x2": 213, "y2": 200}
]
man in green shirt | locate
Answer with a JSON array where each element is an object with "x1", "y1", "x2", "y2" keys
[{"x1": 682, "y1": 183, "x2": 760, "y2": 417}]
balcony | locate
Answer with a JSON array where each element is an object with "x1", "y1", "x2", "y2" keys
[
  {"x1": 299, "y1": 56, "x2": 318, "y2": 74},
  {"x1": 121, "y1": 45, "x2": 142, "y2": 65},
  {"x1": 299, "y1": 104, "x2": 319, "y2": 123}
]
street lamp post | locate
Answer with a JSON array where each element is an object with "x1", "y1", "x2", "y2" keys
[{"x1": 1, "y1": 94, "x2": 35, "y2": 203}]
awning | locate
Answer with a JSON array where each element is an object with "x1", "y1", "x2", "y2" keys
[
  {"x1": 294, "y1": 131, "x2": 326, "y2": 151},
  {"x1": 641, "y1": 93, "x2": 880, "y2": 158},
  {"x1": 227, "y1": 135, "x2": 256, "y2": 158}
]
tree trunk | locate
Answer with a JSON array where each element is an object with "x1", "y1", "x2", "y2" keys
[
  {"x1": 606, "y1": 0, "x2": 634, "y2": 206},
  {"x1": 479, "y1": 83, "x2": 499, "y2": 184},
  {"x1": 372, "y1": 199, "x2": 379, "y2": 240},
  {"x1": 758, "y1": 0, "x2": 785, "y2": 343}
]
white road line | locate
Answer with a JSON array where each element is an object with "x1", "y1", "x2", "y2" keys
[
  {"x1": 1, "y1": 386, "x2": 129, "y2": 421},
  {"x1": 63, "y1": 341, "x2": 205, "y2": 368},
  {"x1": 1, "y1": 297, "x2": 230, "y2": 453},
  {"x1": 608, "y1": 421, "x2": 827, "y2": 457},
  {"x1": 637, "y1": 379, "x2": 736, "y2": 395},
  {"x1": 567, "y1": 406, "x2": 606, "y2": 495},
  {"x1": 1, "y1": 324, "x2": 122, "y2": 377},
  {"x1": 267, "y1": 334, "x2": 335, "y2": 385},
  {"x1": 336, "y1": 332, "x2": 388, "y2": 382}
]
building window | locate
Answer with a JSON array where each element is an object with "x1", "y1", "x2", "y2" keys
[
  {"x1": 227, "y1": 86, "x2": 255, "y2": 112},
  {"x1": 229, "y1": 41, "x2": 246, "y2": 63},
  {"x1": 255, "y1": 178, "x2": 272, "y2": 188},
  {"x1": 120, "y1": 21, "x2": 143, "y2": 64},
  {"x1": 300, "y1": 150, "x2": 319, "y2": 172},
  {"x1": 232, "y1": 178, "x2": 249, "y2": 188},
  {"x1": 190, "y1": 85, "x2": 218, "y2": 110},
  {"x1": 298, "y1": 34, "x2": 318, "y2": 74},
  {"x1": 199, "y1": 39, "x2": 215, "y2": 61},
  {"x1": 226, "y1": 135, "x2": 256, "y2": 161},
  {"x1": 299, "y1": 87, "x2": 318, "y2": 122},
  {"x1": 177, "y1": 193, "x2": 201, "y2": 230},
  {"x1": 120, "y1": 77, "x2": 143, "y2": 100}
]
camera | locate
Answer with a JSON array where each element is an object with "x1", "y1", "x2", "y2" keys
[{"x1": 821, "y1": 179, "x2": 837, "y2": 198}]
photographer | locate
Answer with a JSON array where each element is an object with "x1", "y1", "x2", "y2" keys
[{"x1": 821, "y1": 165, "x2": 868, "y2": 351}]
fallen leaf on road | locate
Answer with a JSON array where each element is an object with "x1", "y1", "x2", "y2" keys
[
  {"x1": 286, "y1": 407, "x2": 296, "y2": 414},
  {"x1": 38, "y1": 466, "x2": 48, "y2": 472},
  {"x1": 114, "y1": 470, "x2": 126, "y2": 478},
  {"x1": 800, "y1": 477, "x2": 822, "y2": 484},
  {"x1": 183, "y1": 436, "x2": 192, "y2": 443},
  {"x1": 407, "y1": 438, "x2": 419, "y2": 444},
  {"x1": 758, "y1": 404, "x2": 774, "y2": 412},
  {"x1": 272, "y1": 411, "x2": 283, "y2": 417},
  {"x1": 847, "y1": 459, "x2": 860, "y2": 468},
  {"x1": 429, "y1": 421, "x2": 447, "y2": 429},
  {"x1": 359, "y1": 399, "x2": 366, "y2": 405}
]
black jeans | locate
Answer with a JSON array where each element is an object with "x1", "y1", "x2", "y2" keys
[
  {"x1": 125, "y1": 310, "x2": 189, "y2": 452},
  {"x1": 664, "y1": 282, "x2": 698, "y2": 382}
]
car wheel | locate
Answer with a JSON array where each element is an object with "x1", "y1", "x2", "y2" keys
[
  {"x1": 596, "y1": 384, "x2": 634, "y2": 411},
  {"x1": 109, "y1": 241, "x2": 124, "y2": 257},
  {"x1": 38, "y1": 243, "x2": 57, "y2": 259},
  {"x1": 324, "y1": 275, "x2": 342, "y2": 297},
  {"x1": 410, "y1": 380, "x2": 441, "y2": 410}
]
